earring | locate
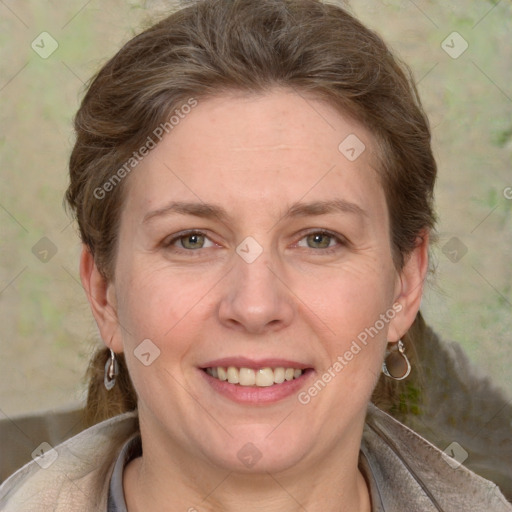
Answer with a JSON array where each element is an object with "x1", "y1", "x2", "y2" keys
[
  {"x1": 382, "y1": 339, "x2": 411, "y2": 381},
  {"x1": 104, "y1": 348, "x2": 119, "y2": 390}
]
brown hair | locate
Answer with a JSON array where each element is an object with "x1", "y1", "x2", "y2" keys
[{"x1": 66, "y1": 0, "x2": 436, "y2": 428}]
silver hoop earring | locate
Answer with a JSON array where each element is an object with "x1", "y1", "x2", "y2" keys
[
  {"x1": 104, "y1": 348, "x2": 119, "y2": 390},
  {"x1": 382, "y1": 339, "x2": 411, "y2": 381}
]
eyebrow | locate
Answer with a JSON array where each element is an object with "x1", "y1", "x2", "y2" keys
[
  {"x1": 142, "y1": 199, "x2": 366, "y2": 225},
  {"x1": 283, "y1": 199, "x2": 366, "y2": 220},
  {"x1": 143, "y1": 201, "x2": 231, "y2": 224}
]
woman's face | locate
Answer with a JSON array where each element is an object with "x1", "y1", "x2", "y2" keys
[{"x1": 86, "y1": 88, "x2": 426, "y2": 474}]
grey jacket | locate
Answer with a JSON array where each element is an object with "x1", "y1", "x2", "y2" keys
[{"x1": 0, "y1": 404, "x2": 510, "y2": 511}]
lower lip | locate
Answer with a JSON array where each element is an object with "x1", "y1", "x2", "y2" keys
[{"x1": 199, "y1": 368, "x2": 314, "y2": 405}]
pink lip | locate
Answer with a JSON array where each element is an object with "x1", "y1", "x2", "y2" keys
[
  {"x1": 198, "y1": 367, "x2": 315, "y2": 405},
  {"x1": 200, "y1": 357, "x2": 311, "y2": 370}
]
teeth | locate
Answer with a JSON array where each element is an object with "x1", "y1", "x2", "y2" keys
[
  {"x1": 255, "y1": 368, "x2": 274, "y2": 387},
  {"x1": 239, "y1": 368, "x2": 256, "y2": 386},
  {"x1": 274, "y1": 367, "x2": 285, "y2": 384},
  {"x1": 227, "y1": 366, "x2": 239, "y2": 384},
  {"x1": 205, "y1": 366, "x2": 305, "y2": 387}
]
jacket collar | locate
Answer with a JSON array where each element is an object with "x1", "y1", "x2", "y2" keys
[
  {"x1": 362, "y1": 403, "x2": 511, "y2": 511},
  {"x1": 0, "y1": 410, "x2": 139, "y2": 511}
]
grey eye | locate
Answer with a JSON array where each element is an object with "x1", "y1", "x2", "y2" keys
[
  {"x1": 299, "y1": 232, "x2": 336, "y2": 249},
  {"x1": 179, "y1": 233, "x2": 206, "y2": 249}
]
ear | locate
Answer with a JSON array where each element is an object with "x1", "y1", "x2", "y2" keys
[
  {"x1": 79, "y1": 245, "x2": 123, "y2": 353},
  {"x1": 387, "y1": 231, "x2": 429, "y2": 342}
]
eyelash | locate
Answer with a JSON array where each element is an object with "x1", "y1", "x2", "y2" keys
[{"x1": 163, "y1": 229, "x2": 347, "y2": 255}]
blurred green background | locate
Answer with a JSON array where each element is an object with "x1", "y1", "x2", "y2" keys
[{"x1": 0, "y1": 0, "x2": 511, "y2": 418}]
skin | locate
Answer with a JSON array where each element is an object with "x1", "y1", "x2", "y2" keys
[{"x1": 81, "y1": 88, "x2": 428, "y2": 512}]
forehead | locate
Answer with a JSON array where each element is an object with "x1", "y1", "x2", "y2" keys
[{"x1": 121, "y1": 89, "x2": 387, "y2": 226}]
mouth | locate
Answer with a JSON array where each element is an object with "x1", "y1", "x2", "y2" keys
[
  {"x1": 202, "y1": 366, "x2": 307, "y2": 387},
  {"x1": 199, "y1": 358, "x2": 314, "y2": 404}
]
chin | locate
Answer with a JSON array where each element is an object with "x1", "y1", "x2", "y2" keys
[{"x1": 201, "y1": 427, "x2": 313, "y2": 475}]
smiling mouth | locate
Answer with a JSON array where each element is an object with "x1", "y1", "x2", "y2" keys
[{"x1": 202, "y1": 366, "x2": 308, "y2": 387}]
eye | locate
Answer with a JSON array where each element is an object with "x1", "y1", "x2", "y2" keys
[
  {"x1": 165, "y1": 231, "x2": 215, "y2": 250},
  {"x1": 296, "y1": 230, "x2": 345, "y2": 252}
]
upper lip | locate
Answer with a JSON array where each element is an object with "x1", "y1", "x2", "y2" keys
[{"x1": 200, "y1": 357, "x2": 312, "y2": 370}]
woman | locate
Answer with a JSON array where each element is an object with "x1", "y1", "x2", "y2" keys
[{"x1": 0, "y1": 0, "x2": 510, "y2": 510}]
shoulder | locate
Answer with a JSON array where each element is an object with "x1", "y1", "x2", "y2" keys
[
  {"x1": 363, "y1": 403, "x2": 512, "y2": 511},
  {"x1": 0, "y1": 411, "x2": 139, "y2": 512}
]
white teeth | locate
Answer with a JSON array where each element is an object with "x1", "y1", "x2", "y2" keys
[
  {"x1": 227, "y1": 366, "x2": 239, "y2": 384},
  {"x1": 239, "y1": 368, "x2": 256, "y2": 386},
  {"x1": 205, "y1": 366, "x2": 305, "y2": 386},
  {"x1": 255, "y1": 368, "x2": 274, "y2": 387},
  {"x1": 274, "y1": 367, "x2": 285, "y2": 384}
]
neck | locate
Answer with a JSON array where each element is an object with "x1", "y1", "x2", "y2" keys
[{"x1": 123, "y1": 425, "x2": 371, "y2": 512}]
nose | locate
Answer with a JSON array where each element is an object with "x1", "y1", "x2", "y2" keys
[{"x1": 217, "y1": 246, "x2": 295, "y2": 335}]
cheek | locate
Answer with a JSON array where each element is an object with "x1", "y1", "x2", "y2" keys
[
  {"x1": 113, "y1": 266, "x2": 211, "y2": 402},
  {"x1": 295, "y1": 257, "x2": 396, "y2": 384},
  {"x1": 116, "y1": 260, "x2": 216, "y2": 340},
  {"x1": 303, "y1": 265, "x2": 396, "y2": 392},
  {"x1": 297, "y1": 256, "x2": 397, "y2": 330},
  {"x1": 292, "y1": 262, "x2": 396, "y2": 436}
]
